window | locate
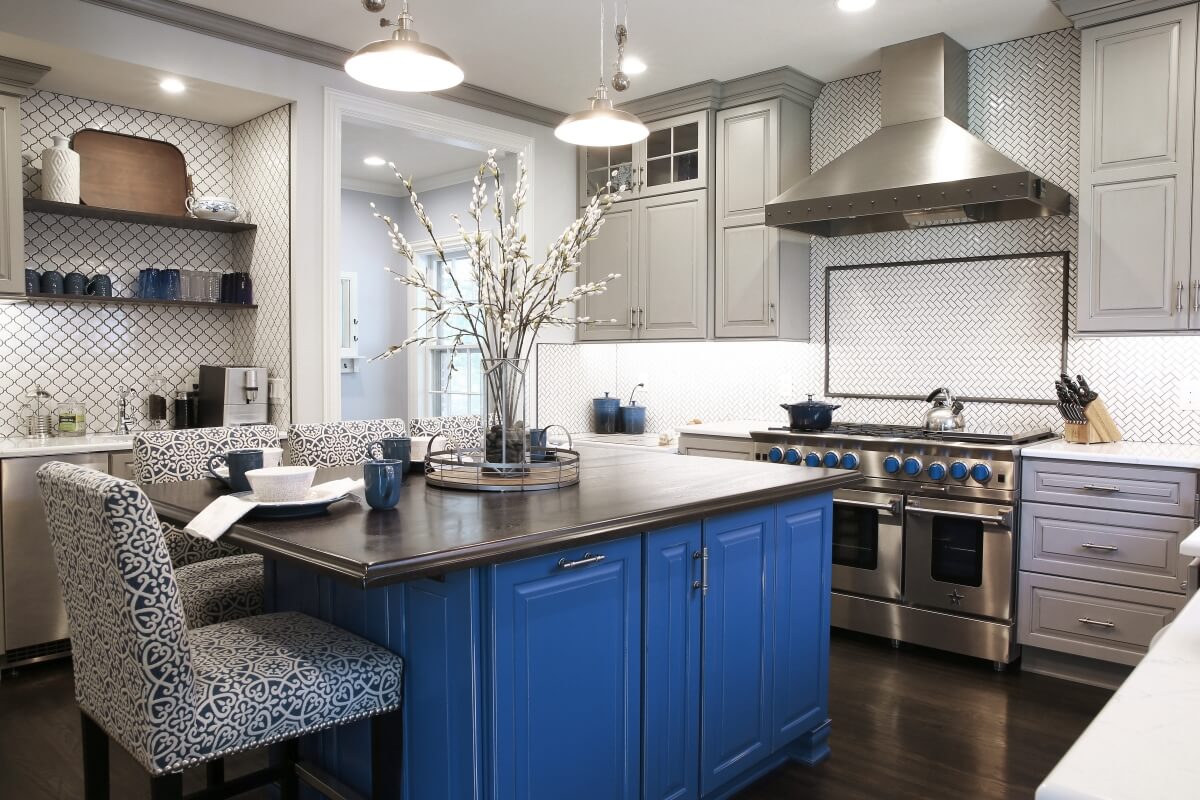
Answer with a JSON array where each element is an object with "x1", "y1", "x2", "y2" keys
[{"x1": 410, "y1": 246, "x2": 483, "y2": 416}]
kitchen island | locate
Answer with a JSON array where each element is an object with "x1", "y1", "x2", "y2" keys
[{"x1": 145, "y1": 446, "x2": 860, "y2": 800}]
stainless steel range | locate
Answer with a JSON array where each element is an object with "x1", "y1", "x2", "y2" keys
[{"x1": 750, "y1": 422, "x2": 1057, "y2": 668}]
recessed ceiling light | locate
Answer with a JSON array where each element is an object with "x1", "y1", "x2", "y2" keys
[
  {"x1": 837, "y1": 0, "x2": 876, "y2": 11},
  {"x1": 622, "y1": 54, "x2": 647, "y2": 75},
  {"x1": 159, "y1": 77, "x2": 186, "y2": 94},
  {"x1": 363, "y1": 156, "x2": 387, "y2": 167}
]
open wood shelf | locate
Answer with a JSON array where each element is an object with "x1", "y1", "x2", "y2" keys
[
  {"x1": 23, "y1": 293, "x2": 256, "y2": 310},
  {"x1": 23, "y1": 198, "x2": 257, "y2": 234}
]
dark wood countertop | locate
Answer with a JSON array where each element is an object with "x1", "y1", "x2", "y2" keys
[{"x1": 143, "y1": 446, "x2": 861, "y2": 587}]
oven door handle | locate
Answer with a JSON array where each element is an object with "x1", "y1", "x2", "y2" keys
[
  {"x1": 907, "y1": 505, "x2": 1013, "y2": 529},
  {"x1": 836, "y1": 498, "x2": 902, "y2": 514}
]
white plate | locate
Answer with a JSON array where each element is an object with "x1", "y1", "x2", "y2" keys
[{"x1": 230, "y1": 487, "x2": 349, "y2": 507}]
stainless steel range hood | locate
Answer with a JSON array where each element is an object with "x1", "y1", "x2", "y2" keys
[{"x1": 765, "y1": 33, "x2": 1070, "y2": 237}]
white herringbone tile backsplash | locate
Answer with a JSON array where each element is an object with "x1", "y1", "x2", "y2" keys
[{"x1": 539, "y1": 29, "x2": 1200, "y2": 446}]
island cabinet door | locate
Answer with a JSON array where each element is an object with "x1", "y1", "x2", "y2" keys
[
  {"x1": 488, "y1": 536, "x2": 642, "y2": 800},
  {"x1": 700, "y1": 506, "x2": 775, "y2": 795},
  {"x1": 770, "y1": 495, "x2": 832, "y2": 756},
  {"x1": 643, "y1": 523, "x2": 703, "y2": 800}
]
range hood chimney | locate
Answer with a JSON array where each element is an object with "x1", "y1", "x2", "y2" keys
[{"x1": 765, "y1": 33, "x2": 1070, "y2": 237}]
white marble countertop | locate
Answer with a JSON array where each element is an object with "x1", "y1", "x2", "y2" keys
[
  {"x1": 675, "y1": 420, "x2": 772, "y2": 439},
  {"x1": 1037, "y1": 588, "x2": 1200, "y2": 799},
  {"x1": 0, "y1": 433, "x2": 135, "y2": 458},
  {"x1": 1021, "y1": 439, "x2": 1200, "y2": 470}
]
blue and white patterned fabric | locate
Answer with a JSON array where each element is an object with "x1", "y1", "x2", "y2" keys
[
  {"x1": 409, "y1": 415, "x2": 483, "y2": 450},
  {"x1": 37, "y1": 462, "x2": 404, "y2": 776},
  {"x1": 175, "y1": 554, "x2": 264, "y2": 628},
  {"x1": 286, "y1": 419, "x2": 409, "y2": 469}
]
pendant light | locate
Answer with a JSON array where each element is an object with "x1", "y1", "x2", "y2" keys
[
  {"x1": 345, "y1": 0, "x2": 464, "y2": 93},
  {"x1": 555, "y1": 0, "x2": 649, "y2": 147}
]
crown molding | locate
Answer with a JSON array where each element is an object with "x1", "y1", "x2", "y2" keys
[
  {"x1": 1054, "y1": 0, "x2": 1194, "y2": 27},
  {"x1": 78, "y1": 0, "x2": 565, "y2": 127},
  {"x1": 343, "y1": 165, "x2": 482, "y2": 200},
  {"x1": 616, "y1": 66, "x2": 824, "y2": 121},
  {"x1": 0, "y1": 55, "x2": 50, "y2": 97},
  {"x1": 342, "y1": 176, "x2": 406, "y2": 198}
]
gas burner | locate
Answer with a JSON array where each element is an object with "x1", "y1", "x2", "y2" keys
[{"x1": 765, "y1": 422, "x2": 1055, "y2": 446}]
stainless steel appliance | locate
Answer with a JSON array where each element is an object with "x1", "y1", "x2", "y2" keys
[
  {"x1": 198, "y1": 365, "x2": 268, "y2": 427},
  {"x1": 751, "y1": 422, "x2": 1056, "y2": 667}
]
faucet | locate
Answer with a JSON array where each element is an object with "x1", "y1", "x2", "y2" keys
[{"x1": 116, "y1": 387, "x2": 137, "y2": 434}]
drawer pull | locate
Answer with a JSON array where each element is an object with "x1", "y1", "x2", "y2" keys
[
  {"x1": 1081, "y1": 484, "x2": 1121, "y2": 493},
  {"x1": 1080, "y1": 543, "x2": 1119, "y2": 553},
  {"x1": 1077, "y1": 617, "x2": 1116, "y2": 629},
  {"x1": 558, "y1": 553, "x2": 606, "y2": 570}
]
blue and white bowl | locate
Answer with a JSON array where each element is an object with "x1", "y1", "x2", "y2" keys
[{"x1": 186, "y1": 195, "x2": 241, "y2": 222}]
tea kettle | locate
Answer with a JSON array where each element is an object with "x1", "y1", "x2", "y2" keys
[{"x1": 922, "y1": 387, "x2": 965, "y2": 431}]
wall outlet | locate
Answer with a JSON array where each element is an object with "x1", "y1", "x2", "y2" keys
[{"x1": 1178, "y1": 380, "x2": 1200, "y2": 410}]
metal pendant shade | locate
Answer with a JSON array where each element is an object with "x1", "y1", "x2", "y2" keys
[
  {"x1": 555, "y1": 85, "x2": 648, "y2": 147},
  {"x1": 345, "y1": 2, "x2": 464, "y2": 92}
]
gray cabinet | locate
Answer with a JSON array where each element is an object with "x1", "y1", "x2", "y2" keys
[
  {"x1": 677, "y1": 434, "x2": 753, "y2": 460},
  {"x1": 715, "y1": 100, "x2": 810, "y2": 339},
  {"x1": 577, "y1": 111, "x2": 708, "y2": 206},
  {"x1": 577, "y1": 189, "x2": 709, "y2": 341},
  {"x1": 1078, "y1": 5, "x2": 1200, "y2": 332},
  {"x1": 0, "y1": 91, "x2": 23, "y2": 297}
]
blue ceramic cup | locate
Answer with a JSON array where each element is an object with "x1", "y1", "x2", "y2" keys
[
  {"x1": 364, "y1": 459, "x2": 403, "y2": 510},
  {"x1": 87, "y1": 274, "x2": 113, "y2": 297},
  {"x1": 207, "y1": 449, "x2": 263, "y2": 493},
  {"x1": 528, "y1": 427, "x2": 549, "y2": 461},
  {"x1": 40, "y1": 270, "x2": 64, "y2": 295},
  {"x1": 138, "y1": 268, "x2": 161, "y2": 299},
  {"x1": 366, "y1": 437, "x2": 411, "y2": 477},
  {"x1": 64, "y1": 271, "x2": 87, "y2": 295},
  {"x1": 161, "y1": 269, "x2": 182, "y2": 301},
  {"x1": 24, "y1": 269, "x2": 38, "y2": 295}
]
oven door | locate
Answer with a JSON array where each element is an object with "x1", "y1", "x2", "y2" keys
[
  {"x1": 904, "y1": 496, "x2": 1015, "y2": 621},
  {"x1": 832, "y1": 489, "x2": 904, "y2": 601}
]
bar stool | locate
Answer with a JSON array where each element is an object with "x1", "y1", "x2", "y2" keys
[
  {"x1": 38, "y1": 462, "x2": 404, "y2": 800},
  {"x1": 286, "y1": 419, "x2": 408, "y2": 468},
  {"x1": 408, "y1": 415, "x2": 483, "y2": 449}
]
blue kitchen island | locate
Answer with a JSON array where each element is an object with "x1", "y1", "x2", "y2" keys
[{"x1": 146, "y1": 446, "x2": 859, "y2": 800}]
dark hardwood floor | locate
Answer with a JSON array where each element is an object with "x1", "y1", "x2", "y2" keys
[{"x1": 0, "y1": 631, "x2": 1110, "y2": 799}]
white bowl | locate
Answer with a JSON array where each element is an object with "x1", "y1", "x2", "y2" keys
[
  {"x1": 245, "y1": 466, "x2": 316, "y2": 502},
  {"x1": 262, "y1": 446, "x2": 284, "y2": 468}
]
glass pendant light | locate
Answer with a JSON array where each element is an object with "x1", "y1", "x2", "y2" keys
[
  {"x1": 555, "y1": 0, "x2": 649, "y2": 147},
  {"x1": 345, "y1": 0, "x2": 464, "y2": 92}
]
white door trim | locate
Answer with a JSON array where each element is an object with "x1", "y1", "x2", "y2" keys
[{"x1": 321, "y1": 87, "x2": 537, "y2": 421}]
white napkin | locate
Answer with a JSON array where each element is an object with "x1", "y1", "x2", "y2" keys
[{"x1": 183, "y1": 478, "x2": 366, "y2": 542}]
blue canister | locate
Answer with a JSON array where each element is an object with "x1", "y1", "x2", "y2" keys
[
  {"x1": 40, "y1": 270, "x2": 64, "y2": 295},
  {"x1": 24, "y1": 269, "x2": 38, "y2": 295},
  {"x1": 64, "y1": 271, "x2": 87, "y2": 295},
  {"x1": 137, "y1": 268, "x2": 161, "y2": 299},
  {"x1": 593, "y1": 392, "x2": 619, "y2": 434},
  {"x1": 619, "y1": 403, "x2": 647, "y2": 435},
  {"x1": 160, "y1": 269, "x2": 182, "y2": 301},
  {"x1": 87, "y1": 274, "x2": 113, "y2": 297}
]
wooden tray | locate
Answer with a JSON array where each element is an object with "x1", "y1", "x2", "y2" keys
[{"x1": 71, "y1": 129, "x2": 190, "y2": 216}]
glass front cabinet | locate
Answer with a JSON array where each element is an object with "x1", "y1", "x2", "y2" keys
[{"x1": 577, "y1": 111, "x2": 708, "y2": 206}]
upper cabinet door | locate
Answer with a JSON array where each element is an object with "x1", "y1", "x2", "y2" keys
[
  {"x1": 579, "y1": 142, "x2": 639, "y2": 207},
  {"x1": 577, "y1": 203, "x2": 639, "y2": 341},
  {"x1": 639, "y1": 111, "x2": 708, "y2": 199},
  {"x1": 0, "y1": 93, "x2": 25, "y2": 296},
  {"x1": 638, "y1": 189, "x2": 708, "y2": 339},
  {"x1": 1079, "y1": 5, "x2": 1197, "y2": 332}
]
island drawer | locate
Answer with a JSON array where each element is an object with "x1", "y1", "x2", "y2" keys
[
  {"x1": 1021, "y1": 459, "x2": 1196, "y2": 518},
  {"x1": 1020, "y1": 502, "x2": 1193, "y2": 593},
  {"x1": 1017, "y1": 572, "x2": 1186, "y2": 666}
]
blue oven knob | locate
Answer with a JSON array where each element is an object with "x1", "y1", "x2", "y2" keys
[
  {"x1": 902, "y1": 457, "x2": 923, "y2": 476},
  {"x1": 841, "y1": 452, "x2": 860, "y2": 470},
  {"x1": 767, "y1": 446, "x2": 785, "y2": 463},
  {"x1": 949, "y1": 461, "x2": 969, "y2": 480},
  {"x1": 927, "y1": 462, "x2": 947, "y2": 481},
  {"x1": 883, "y1": 455, "x2": 902, "y2": 474},
  {"x1": 971, "y1": 463, "x2": 993, "y2": 483},
  {"x1": 784, "y1": 447, "x2": 802, "y2": 465},
  {"x1": 805, "y1": 452, "x2": 822, "y2": 468},
  {"x1": 823, "y1": 451, "x2": 840, "y2": 468}
]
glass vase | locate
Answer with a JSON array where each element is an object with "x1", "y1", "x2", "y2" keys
[{"x1": 481, "y1": 358, "x2": 529, "y2": 469}]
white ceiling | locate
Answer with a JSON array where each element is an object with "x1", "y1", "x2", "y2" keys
[
  {"x1": 177, "y1": 0, "x2": 1069, "y2": 110},
  {"x1": 0, "y1": 31, "x2": 288, "y2": 127},
  {"x1": 341, "y1": 118, "x2": 495, "y2": 193}
]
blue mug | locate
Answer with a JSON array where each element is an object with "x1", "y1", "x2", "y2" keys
[
  {"x1": 64, "y1": 271, "x2": 87, "y2": 295},
  {"x1": 40, "y1": 270, "x2": 64, "y2": 295},
  {"x1": 364, "y1": 459, "x2": 403, "y2": 510},
  {"x1": 24, "y1": 269, "x2": 38, "y2": 295},
  {"x1": 528, "y1": 428, "x2": 550, "y2": 461},
  {"x1": 160, "y1": 269, "x2": 182, "y2": 301},
  {"x1": 207, "y1": 449, "x2": 263, "y2": 493},
  {"x1": 366, "y1": 437, "x2": 411, "y2": 477},
  {"x1": 234, "y1": 272, "x2": 254, "y2": 305},
  {"x1": 87, "y1": 274, "x2": 113, "y2": 297},
  {"x1": 138, "y1": 268, "x2": 162, "y2": 299}
]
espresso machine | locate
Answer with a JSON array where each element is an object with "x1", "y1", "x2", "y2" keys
[{"x1": 198, "y1": 366, "x2": 269, "y2": 427}]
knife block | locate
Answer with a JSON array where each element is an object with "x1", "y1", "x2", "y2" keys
[{"x1": 1063, "y1": 398, "x2": 1122, "y2": 444}]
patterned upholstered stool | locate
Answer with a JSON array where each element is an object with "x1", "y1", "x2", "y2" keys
[
  {"x1": 133, "y1": 426, "x2": 281, "y2": 628},
  {"x1": 286, "y1": 419, "x2": 408, "y2": 468},
  {"x1": 408, "y1": 415, "x2": 483, "y2": 450},
  {"x1": 38, "y1": 462, "x2": 404, "y2": 800}
]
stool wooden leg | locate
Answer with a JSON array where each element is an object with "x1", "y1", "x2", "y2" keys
[
  {"x1": 371, "y1": 709, "x2": 404, "y2": 799},
  {"x1": 149, "y1": 772, "x2": 182, "y2": 800},
  {"x1": 79, "y1": 711, "x2": 109, "y2": 800},
  {"x1": 205, "y1": 758, "x2": 225, "y2": 788},
  {"x1": 279, "y1": 738, "x2": 299, "y2": 800}
]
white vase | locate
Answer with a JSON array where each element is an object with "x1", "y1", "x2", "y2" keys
[{"x1": 41, "y1": 135, "x2": 80, "y2": 204}]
